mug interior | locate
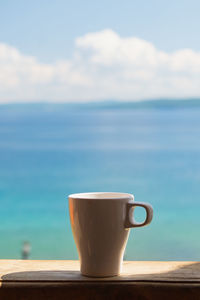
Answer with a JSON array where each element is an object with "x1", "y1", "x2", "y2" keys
[{"x1": 68, "y1": 192, "x2": 134, "y2": 200}]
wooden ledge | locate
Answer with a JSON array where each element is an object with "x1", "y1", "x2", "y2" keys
[{"x1": 0, "y1": 260, "x2": 200, "y2": 299}]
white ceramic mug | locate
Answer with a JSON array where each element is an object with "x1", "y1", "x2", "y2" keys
[{"x1": 68, "y1": 192, "x2": 153, "y2": 277}]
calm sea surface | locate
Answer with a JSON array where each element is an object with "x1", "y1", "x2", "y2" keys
[{"x1": 0, "y1": 102, "x2": 200, "y2": 260}]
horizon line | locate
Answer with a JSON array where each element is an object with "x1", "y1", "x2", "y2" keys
[{"x1": 0, "y1": 97, "x2": 200, "y2": 105}]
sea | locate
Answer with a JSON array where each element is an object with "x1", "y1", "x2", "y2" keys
[{"x1": 0, "y1": 100, "x2": 200, "y2": 261}]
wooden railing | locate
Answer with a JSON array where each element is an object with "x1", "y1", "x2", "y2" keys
[{"x1": 0, "y1": 260, "x2": 200, "y2": 299}]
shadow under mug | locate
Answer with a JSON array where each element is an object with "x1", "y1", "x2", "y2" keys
[{"x1": 68, "y1": 192, "x2": 153, "y2": 277}]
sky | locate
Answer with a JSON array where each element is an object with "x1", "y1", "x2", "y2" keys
[{"x1": 0, "y1": 0, "x2": 200, "y2": 103}]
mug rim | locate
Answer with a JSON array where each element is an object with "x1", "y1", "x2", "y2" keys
[{"x1": 68, "y1": 192, "x2": 134, "y2": 200}]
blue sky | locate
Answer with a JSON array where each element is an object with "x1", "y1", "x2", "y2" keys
[
  {"x1": 1, "y1": 0, "x2": 200, "y2": 61},
  {"x1": 0, "y1": 0, "x2": 200, "y2": 102}
]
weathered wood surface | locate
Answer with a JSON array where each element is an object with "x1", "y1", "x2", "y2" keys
[
  {"x1": 0, "y1": 260, "x2": 200, "y2": 300},
  {"x1": 1, "y1": 260, "x2": 200, "y2": 282}
]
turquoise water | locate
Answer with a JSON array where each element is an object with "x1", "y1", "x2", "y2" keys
[{"x1": 0, "y1": 101, "x2": 200, "y2": 260}]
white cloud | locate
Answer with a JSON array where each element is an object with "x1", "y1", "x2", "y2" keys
[
  {"x1": 76, "y1": 29, "x2": 168, "y2": 67},
  {"x1": 0, "y1": 29, "x2": 200, "y2": 103}
]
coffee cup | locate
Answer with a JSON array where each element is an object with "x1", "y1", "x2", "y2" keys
[{"x1": 68, "y1": 192, "x2": 153, "y2": 277}]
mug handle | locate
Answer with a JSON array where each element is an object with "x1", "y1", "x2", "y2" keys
[{"x1": 125, "y1": 202, "x2": 153, "y2": 228}]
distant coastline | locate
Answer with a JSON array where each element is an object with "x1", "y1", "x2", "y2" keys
[{"x1": 1, "y1": 98, "x2": 200, "y2": 110}]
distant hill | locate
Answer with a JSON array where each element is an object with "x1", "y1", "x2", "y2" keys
[
  {"x1": 1, "y1": 98, "x2": 200, "y2": 110},
  {"x1": 80, "y1": 99, "x2": 200, "y2": 109}
]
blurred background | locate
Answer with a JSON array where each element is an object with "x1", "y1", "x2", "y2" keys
[{"x1": 0, "y1": 0, "x2": 200, "y2": 260}]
